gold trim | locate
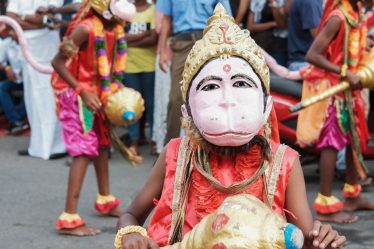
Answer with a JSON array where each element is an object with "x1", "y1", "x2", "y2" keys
[
  {"x1": 168, "y1": 137, "x2": 191, "y2": 243},
  {"x1": 266, "y1": 144, "x2": 287, "y2": 206}
]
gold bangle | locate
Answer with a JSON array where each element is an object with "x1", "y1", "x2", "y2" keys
[
  {"x1": 114, "y1": 226, "x2": 148, "y2": 249},
  {"x1": 340, "y1": 64, "x2": 348, "y2": 78}
]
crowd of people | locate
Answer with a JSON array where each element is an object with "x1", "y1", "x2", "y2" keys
[{"x1": 0, "y1": 0, "x2": 374, "y2": 247}]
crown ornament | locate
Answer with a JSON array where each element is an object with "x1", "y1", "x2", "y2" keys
[
  {"x1": 181, "y1": 3, "x2": 270, "y2": 101},
  {"x1": 90, "y1": 0, "x2": 111, "y2": 15}
]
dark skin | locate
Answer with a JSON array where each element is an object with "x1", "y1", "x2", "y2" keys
[
  {"x1": 246, "y1": 0, "x2": 290, "y2": 32},
  {"x1": 305, "y1": 0, "x2": 374, "y2": 223},
  {"x1": 125, "y1": 0, "x2": 158, "y2": 48},
  {"x1": 158, "y1": 15, "x2": 172, "y2": 72},
  {"x1": 51, "y1": 12, "x2": 124, "y2": 236}
]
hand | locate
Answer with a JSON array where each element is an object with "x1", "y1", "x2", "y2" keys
[
  {"x1": 48, "y1": 6, "x2": 57, "y2": 15},
  {"x1": 159, "y1": 50, "x2": 170, "y2": 73},
  {"x1": 122, "y1": 233, "x2": 159, "y2": 249},
  {"x1": 346, "y1": 70, "x2": 362, "y2": 90},
  {"x1": 308, "y1": 221, "x2": 346, "y2": 249},
  {"x1": 36, "y1": 7, "x2": 49, "y2": 15},
  {"x1": 5, "y1": 67, "x2": 17, "y2": 82},
  {"x1": 79, "y1": 90, "x2": 102, "y2": 112}
]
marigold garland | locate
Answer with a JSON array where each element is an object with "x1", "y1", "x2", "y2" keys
[{"x1": 92, "y1": 16, "x2": 127, "y2": 104}]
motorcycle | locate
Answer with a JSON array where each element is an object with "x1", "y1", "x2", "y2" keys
[{"x1": 270, "y1": 74, "x2": 374, "y2": 161}]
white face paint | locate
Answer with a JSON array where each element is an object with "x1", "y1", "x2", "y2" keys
[
  {"x1": 184, "y1": 57, "x2": 272, "y2": 147},
  {"x1": 103, "y1": 0, "x2": 136, "y2": 22}
]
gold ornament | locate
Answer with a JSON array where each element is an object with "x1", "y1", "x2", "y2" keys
[
  {"x1": 290, "y1": 50, "x2": 374, "y2": 112},
  {"x1": 104, "y1": 87, "x2": 145, "y2": 126},
  {"x1": 181, "y1": 3, "x2": 270, "y2": 101},
  {"x1": 162, "y1": 194, "x2": 304, "y2": 249},
  {"x1": 90, "y1": 0, "x2": 111, "y2": 15},
  {"x1": 114, "y1": 226, "x2": 148, "y2": 249},
  {"x1": 59, "y1": 37, "x2": 79, "y2": 58}
]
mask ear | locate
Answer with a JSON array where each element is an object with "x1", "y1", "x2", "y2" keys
[
  {"x1": 181, "y1": 104, "x2": 189, "y2": 118},
  {"x1": 262, "y1": 96, "x2": 273, "y2": 123},
  {"x1": 102, "y1": 10, "x2": 113, "y2": 20}
]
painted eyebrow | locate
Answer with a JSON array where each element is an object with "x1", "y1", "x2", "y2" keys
[
  {"x1": 196, "y1": 76, "x2": 223, "y2": 90},
  {"x1": 230, "y1": 73, "x2": 258, "y2": 88}
]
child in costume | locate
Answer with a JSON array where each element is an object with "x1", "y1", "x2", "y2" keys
[
  {"x1": 115, "y1": 4, "x2": 346, "y2": 249},
  {"x1": 51, "y1": 0, "x2": 136, "y2": 236},
  {"x1": 297, "y1": 0, "x2": 374, "y2": 223}
]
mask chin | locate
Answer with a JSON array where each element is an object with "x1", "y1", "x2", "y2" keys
[{"x1": 110, "y1": 0, "x2": 136, "y2": 22}]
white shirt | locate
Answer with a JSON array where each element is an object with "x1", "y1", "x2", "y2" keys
[
  {"x1": 7, "y1": 0, "x2": 63, "y2": 39},
  {"x1": 0, "y1": 38, "x2": 23, "y2": 83}
]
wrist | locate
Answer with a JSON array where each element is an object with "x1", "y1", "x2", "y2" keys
[
  {"x1": 74, "y1": 85, "x2": 89, "y2": 96},
  {"x1": 114, "y1": 226, "x2": 148, "y2": 249}
]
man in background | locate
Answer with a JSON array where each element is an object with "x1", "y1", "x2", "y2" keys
[
  {"x1": 157, "y1": 0, "x2": 232, "y2": 144},
  {"x1": 7, "y1": 0, "x2": 66, "y2": 160}
]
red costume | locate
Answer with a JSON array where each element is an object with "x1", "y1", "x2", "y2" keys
[{"x1": 148, "y1": 137, "x2": 297, "y2": 246}]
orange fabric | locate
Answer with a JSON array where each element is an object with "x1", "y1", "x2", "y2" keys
[
  {"x1": 297, "y1": 79, "x2": 331, "y2": 146},
  {"x1": 147, "y1": 137, "x2": 297, "y2": 247},
  {"x1": 297, "y1": 4, "x2": 369, "y2": 147},
  {"x1": 52, "y1": 17, "x2": 115, "y2": 97}
]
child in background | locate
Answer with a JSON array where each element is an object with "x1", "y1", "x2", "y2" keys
[
  {"x1": 297, "y1": 0, "x2": 374, "y2": 223},
  {"x1": 51, "y1": 0, "x2": 135, "y2": 236}
]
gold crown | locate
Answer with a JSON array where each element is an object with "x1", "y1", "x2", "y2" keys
[
  {"x1": 90, "y1": 0, "x2": 111, "y2": 15},
  {"x1": 181, "y1": 3, "x2": 270, "y2": 101}
]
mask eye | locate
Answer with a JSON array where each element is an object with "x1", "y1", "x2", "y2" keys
[
  {"x1": 201, "y1": 83, "x2": 220, "y2": 91},
  {"x1": 233, "y1": 81, "x2": 252, "y2": 88}
]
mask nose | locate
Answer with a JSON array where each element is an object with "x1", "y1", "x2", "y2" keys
[{"x1": 219, "y1": 86, "x2": 238, "y2": 109}]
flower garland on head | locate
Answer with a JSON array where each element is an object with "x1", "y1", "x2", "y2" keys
[{"x1": 92, "y1": 15, "x2": 127, "y2": 104}]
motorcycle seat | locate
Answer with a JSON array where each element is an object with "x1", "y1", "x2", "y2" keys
[{"x1": 270, "y1": 73, "x2": 302, "y2": 98}]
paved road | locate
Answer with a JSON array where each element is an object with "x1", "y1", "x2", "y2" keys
[{"x1": 0, "y1": 136, "x2": 373, "y2": 249}]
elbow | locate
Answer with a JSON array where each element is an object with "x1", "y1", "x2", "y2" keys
[{"x1": 305, "y1": 51, "x2": 315, "y2": 65}]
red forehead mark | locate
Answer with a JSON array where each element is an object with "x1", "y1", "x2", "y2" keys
[{"x1": 223, "y1": 64, "x2": 231, "y2": 73}]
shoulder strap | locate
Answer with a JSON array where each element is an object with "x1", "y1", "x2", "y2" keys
[
  {"x1": 168, "y1": 137, "x2": 193, "y2": 244},
  {"x1": 266, "y1": 144, "x2": 287, "y2": 206}
]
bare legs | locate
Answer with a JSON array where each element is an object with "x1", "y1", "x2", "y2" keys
[
  {"x1": 316, "y1": 146, "x2": 374, "y2": 223},
  {"x1": 343, "y1": 146, "x2": 374, "y2": 212},
  {"x1": 93, "y1": 148, "x2": 123, "y2": 216},
  {"x1": 316, "y1": 147, "x2": 358, "y2": 223},
  {"x1": 59, "y1": 148, "x2": 122, "y2": 236}
]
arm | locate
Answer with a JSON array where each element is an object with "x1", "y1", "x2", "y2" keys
[
  {"x1": 235, "y1": 0, "x2": 250, "y2": 25},
  {"x1": 117, "y1": 149, "x2": 166, "y2": 248},
  {"x1": 268, "y1": 0, "x2": 289, "y2": 29},
  {"x1": 305, "y1": 16, "x2": 342, "y2": 74},
  {"x1": 6, "y1": 12, "x2": 44, "y2": 30},
  {"x1": 285, "y1": 158, "x2": 346, "y2": 249},
  {"x1": 128, "y1": 30, "x2": 158, "y2": 48},
  {"x1": 49, "y1": 3, "x2": 82, "y2": 15},
  {"x1": 246, "y1": 11, "x2": 276, "y2": 33},
  {"x1": 51, "y1": 26, "x2": 102, "y2": 112},
  {"x1": 159, "y1": 15, "x2": 171, "y2": 72},
  {"x1": 306, "y1": 16, "x2": 361, "y2": 88},
  {"x1": 309, "y1": 28, "x2": 318, "y2": 38},
  {"x1": 125, "y1": 32, "x2": 150, "y2": 43}
]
